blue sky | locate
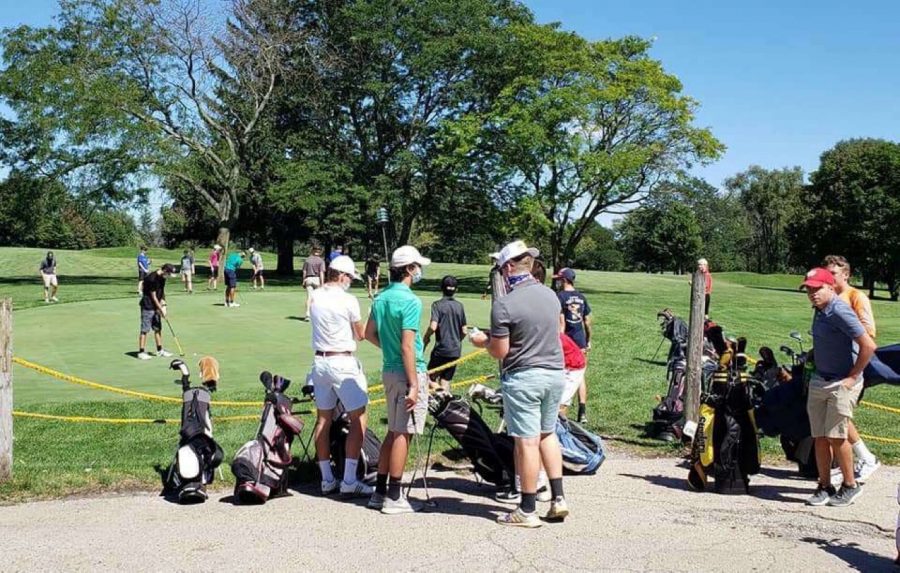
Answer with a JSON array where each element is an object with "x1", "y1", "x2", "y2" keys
[{"x1": 3, "y1": 0, "x2": 899, "y2": 190}]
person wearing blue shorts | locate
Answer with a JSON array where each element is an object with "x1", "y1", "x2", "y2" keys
[{"x1": 471, "y1": 240, "x2": 569, "y2": 528}]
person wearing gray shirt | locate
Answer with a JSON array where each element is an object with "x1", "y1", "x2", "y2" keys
[{"x1": 471, "y1": 240, "x2": 569, "y2": 528}]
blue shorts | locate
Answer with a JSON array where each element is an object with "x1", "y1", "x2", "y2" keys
[
  {"x1": 224, "y1": 269, "x2": 237, "y2": 288},
  {"x1": 501, "y1": 368, "x2": 564, "y2": 438}
]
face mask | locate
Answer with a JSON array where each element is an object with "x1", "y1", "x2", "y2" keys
[
  {"x1": 341, "y1": 277, "x2": 351, "y2": 291},
  {"x1": 411, "y1": 267, "x2": 423, "y2": 284},
  {"x1": 506, "y1": 273, "x2": 531, "y2": 289}
]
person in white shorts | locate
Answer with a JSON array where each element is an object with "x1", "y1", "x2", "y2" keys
[
  {"x1": 39, "y1": 251, "x2": 59, "y2": 303},
  {"x1": 308, "y1": 255, "x2": 373, "y2": 497}
]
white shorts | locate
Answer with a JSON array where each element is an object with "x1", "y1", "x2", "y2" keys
[
  {"x1": 309, "y1": 355, "x2": 368, "y2": 412},
  {"x1": 42, "y1": 273, "x2": 58, "y2": 288},
  {"x1": 560, "y1": 367, "x2": 586, "y2": 406}
]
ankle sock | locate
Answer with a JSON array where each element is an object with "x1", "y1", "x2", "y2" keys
[
  {"x1": 852, "y1": 440, "x2": 876, "y2": 464},
  {"x1": 343, "y1": 459, "x2": 359, "y2": 484},
  {"x1": 388, "y1": 476, "x2": 402, "y2": 501},
  {"x1": 550, "y1": 477, "x2": 564, "y2": 499},
  {"x1": 156, "y1": 345, "x2": 162, "y2": 352},
  {"x1": 318, "y1": 460, "x2": 334, "y2": 483},
  {"x1": 375, "y1": 473, "x2": 388, "y2": 495},
  {"x1": 520, "y1": 493, "x2": 536, "y2": 513}
]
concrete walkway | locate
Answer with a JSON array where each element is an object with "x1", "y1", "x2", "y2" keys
[{"x1": 1, "y1": 454, "x2": 897, "y2": 572}]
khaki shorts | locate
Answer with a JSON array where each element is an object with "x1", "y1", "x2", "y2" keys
[
  {"x1": 303, "y1": 276, "x2": 321, "y2": 292},
  {"x1": 42, "y1": 273, "x2": 58, "y2": 288},
  {"x1": 383, "y1": 371, "x2": 428, "y2": 434},
  {"x1": 807, "y1": 373, "x2": 862, "y2": 439}
]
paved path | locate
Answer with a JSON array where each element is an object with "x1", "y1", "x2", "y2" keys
[{"x1": 2, "y1": 454, "x2": 898, "y2": 572}]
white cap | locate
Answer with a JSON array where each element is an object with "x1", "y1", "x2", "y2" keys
[
  {"x1": 214, "y1": 244, "x2": 222, "y2": 251},
  {"x1": 493, "y1": 240, "x2": 539, "y2": 267},
  {"x1": 329, "y1": 255, "x2": 361, "y2": 280},
  {"x1": 697, "y1": 258, "x2": 708, "y2": 266},
  {"x1": 391, "y1": 245, "x2": 431, "y2": 268},
  {"x1": 248, "y1": 248, "x2": 255, "y2": 253}
]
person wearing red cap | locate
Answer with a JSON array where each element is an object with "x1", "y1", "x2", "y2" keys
[{"x1": 801, "y1": 267, "x2": 876, "y2": 508}]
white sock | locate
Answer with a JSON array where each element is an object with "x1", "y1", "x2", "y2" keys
[
  {"x1": 343, "y1": 459, "x2": 359, "y2": 484},
  {"x1": 318, "y1": 460, "x2": 334, "y2": 483},
  {"x1": 852, "y1": 440, "x2": 876, "y2": 464}
]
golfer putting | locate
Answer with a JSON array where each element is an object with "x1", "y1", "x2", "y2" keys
[{"x1": 137, "y1": 264, "x2": 177, "y2": 360}]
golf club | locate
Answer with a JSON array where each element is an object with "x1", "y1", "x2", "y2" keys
[
  {"x1": 406, "y1": 410, "x2": 436, "y2": 508},
  {"x1": 790, "y1": 330, "x2": 804, "y2": 353},
  {"x1": 163, "y1": 316, "x2": 186, "y2": 357}
]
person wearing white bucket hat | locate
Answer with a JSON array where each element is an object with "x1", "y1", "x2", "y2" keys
[
  {"x1": 470, "y1": 240, "x2": 569, "y2": 528},
  {"x1": 365, "y1": 245, "x2": 431, "y2": 514}
]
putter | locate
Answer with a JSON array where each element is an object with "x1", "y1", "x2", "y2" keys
[
  {"x1": 163, "y1": 316, "x2": 186, "y2": 357},
  {"x1": 651, "y1": 335, "x2": 667, "y2": 361},
  {"x1": 406, "y1": 410, "x2": 435, "y2": 508}
]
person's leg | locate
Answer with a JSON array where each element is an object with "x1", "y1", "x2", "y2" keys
[
  {"x1": 260, "y1": 272, "x2": 265, "y2": 289},
  {"x1": 815, "y1": 437, "x2": 833, "y2": 487},
  {"x1": 345, "y1": 408, "x2": 367, "y2": 467},
  {"x1": 314, "y1": 410, "x2": 336, "y2": 485},
  {"x1": 154, "y1": 329, "x2": 163, "y2": 353},
  {"x1": 304, "y1": 284, "x2": 313, "y2": 318},
  {"x1": 387, "y1": 432, "x2": 410, "y2": 500},
  {"x1": 138, "y1": 332, "x2": 147, "y2": 352},
  {"x1": 516, "y1": 436, "x2": 541, "y2": 512},
  {"x1": 539, "y1": 432, "x2": 564, "y2": 481},
  {"x1": 831, "y1": 437, "x2": 855, "y2": 487},
  {"x1": 187, "y1": 273, "x2": 192, "y2": 293}
]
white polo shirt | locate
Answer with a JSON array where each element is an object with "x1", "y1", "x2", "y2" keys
[{"x1": 309, "y1": 285, "x2": 361, "y2": 353}]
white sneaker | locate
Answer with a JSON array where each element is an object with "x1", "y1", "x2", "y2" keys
[
  {"x1": 231, "y1": 302, "x2": 240, "y2": 308},
  {"x1": 381, "y1": 495, "x2": 422, "y2": 515},
  {"x1": 137, "y1": 352, "x2": 153, "y2": 360},
  {"x1": 340, "y1": 480, "x2": 374, "y2": 497},
  {"x1": 536, "y1": 474, "x2": 551, "y2": 502},
  {"x1": 855, "y1": 458, "x2": 881, "y2": 482},
  {"x1": 321, "y1": 479, "x2": 340, "y2": 495},
  {"x1": 51, "y1": 296, "x2": 59, "y2": 302},
  {"x1": 156, "y1": 349, "x2": 173, "y2": 358}
]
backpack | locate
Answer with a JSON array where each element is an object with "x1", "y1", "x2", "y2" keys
[
  {"x1": 329, "y1": 413, "x2": 382, "y2": 484},
  {"x1": 428, "y1": 394, "x2": 515, "y2": 486},
  {"x1": 555, "y1": 416, "x2": 605, "y2": 475}
]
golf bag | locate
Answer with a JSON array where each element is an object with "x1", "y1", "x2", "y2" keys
[
  {"x1": 688, "y1": 368, "x2": 761, "y2": 493},
  {"x1": 556, "y1": 416, "x2": 605, "y2": 474},
  {"x1": 329, "y1": 410, "x2": 382, "y2": 484},
  {"x1": 231, "y1": 372, "x2": 304, "y2": 504},
  {"x1": 163, "y1": 360, "x2": 224, "y2": 504},
  {"x1": 754, "y1": 351, "x2": 818, "y2": 478},
  {"x1": 428, "y1": 392, "x2": 515, "y2": 487}
]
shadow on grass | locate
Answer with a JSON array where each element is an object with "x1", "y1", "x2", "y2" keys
[
  {"x1": 633, "y1": 357, "x2": 668, "y2": 367},
  {"x1": 747, "y1": 286, "x2": 804, "y2": 294},
  {"x1": 800, "y1": 537, "x2": 898, "y2": 571},
  {"x1": 285, "y1": 316, "x2": 307, "y2": 321}
]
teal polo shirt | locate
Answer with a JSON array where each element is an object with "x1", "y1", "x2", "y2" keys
[
  {"x1": 224, "y1": 253, "x2": 243, "y2": 272},
  {"x1": 371, "y1": 282, "x2": 426, "y2": 373}
]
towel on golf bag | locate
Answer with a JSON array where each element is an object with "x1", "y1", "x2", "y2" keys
[
  {"x1": 231, "y1": 372, "x2": 304, "y2": 504},
  {"x1": 428, "y1": 393, "x2": 515, "y2": 486},
  {"x1": 199, "y1": 356, "x2": 220, "y2": 387},
  {"x1": 556, "y1": 416, "x2": 605, "y2": 474},
  {"x1": 864, "y1": 344, "x2": 900, "y2": 387},
  {"x1": 164, "y1": 386, "x2": 224, "y2": 504},
  {"x1": 329, "y1": 414, "x2": 381, "y2": 484}
]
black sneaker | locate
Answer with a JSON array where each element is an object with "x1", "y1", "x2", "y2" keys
[
  {"x1": 495, "y1": 488, "x2": 521, "y2": 505},
  {"x1": 577, "y1": 413, "x2": 588, "y2": 424},
  {"x1": 806, "y1": 484, "x2": 836, "y2": 506},
  {"x1": 827, "y1": 483, "x2": 862, "y2": 507}
]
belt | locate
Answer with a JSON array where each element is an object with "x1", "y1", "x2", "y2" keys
[{"x1": 315, "y1": 351, "x2": 353, "y2": 357}]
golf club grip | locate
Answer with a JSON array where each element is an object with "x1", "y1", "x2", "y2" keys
[{"x1": 260, "y1": 371, "x2": 274, "y2": 387}]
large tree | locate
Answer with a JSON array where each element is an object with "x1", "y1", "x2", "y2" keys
[
  {"x1": 0, "y1": 0, "x2": 318, "y2": 255},
  {"x1": 616, "y1": 197, "x2": 703, "y2": 274},
  {"x1": 460, "y1": 30, "x2": 723, "y2": 267},
  {"x1": 794, "y1": 139, "x2": 900, "y2": 300}
]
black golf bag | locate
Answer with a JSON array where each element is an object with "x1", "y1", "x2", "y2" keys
[
  {"x1": 163, "y1": 360, "x2": 224, "y2": 504},
  {"x1": 688, "y1": 368, "x2": 761, "y2": 493},
  {"x1": 231, "y1": 372, "x2": 305, "y2": 504},
  {"x1": 329, "y1": 406, "x2": 382, "y2": 484},
  {"x1": 428, "y1": 392, "x2": 515, "y2": 487}
]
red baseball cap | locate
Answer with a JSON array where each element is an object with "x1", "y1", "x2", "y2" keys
[{"x1": 799, "y1": 267, "x2": 835, "y2": 289}]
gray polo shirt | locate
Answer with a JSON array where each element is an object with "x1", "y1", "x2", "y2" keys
[
  {"x1": 812, "y1": 297, "x2": 866, "y2": 380},
  {"x1": 490, "y1": 278, "x2": 564, "y2": 373}
]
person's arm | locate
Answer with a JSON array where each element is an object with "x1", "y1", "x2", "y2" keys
[
  {"x1": 150, "y1": 290, "x2": 166, "y2": 315},
  {"x1": 855, "y1": 292, "x2": 877, "y2": 339},
  {"x1": 352, "y1": 320, "x2": 366, "y2": 341},
  {"x1": 364, "y1": 315, "x2": 380, "y2": 348},
  {"x1": 470, "y1": 330, "x2": 509, "y2": 359},
  {"x1": 401, "y1": 329, "x2": 420, "y2": 411},
  {"x1": 844, "y1": 332, "x2": 876, "y2": 388},
  {"x1": 584, "y1": 314, "x2": 593, "y2": 350},
  {"x1": 423, "y1": 320, "x2": 438, "y2": 347}
]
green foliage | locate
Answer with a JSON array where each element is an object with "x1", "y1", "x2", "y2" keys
[
  {"x1": 725, "y1": 166, "x2": 804, "y2": 274},
  {"x1": 571, "y1": 222, "x2": 623, "y2": 271},
  {"x1": 795, "y1": 138, "x2": 900, "y2": 299},
  {"x1": 616, "y1": 198, "x2": 703, "y2": 273}
]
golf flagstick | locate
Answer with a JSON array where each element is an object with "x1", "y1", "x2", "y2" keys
[{"x1": 163, "y1": 316, "x2": 186, "y2": 357}]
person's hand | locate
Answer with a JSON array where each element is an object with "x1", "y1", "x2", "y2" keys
[
  {"x1": 423, "y1": 336, "x2": 431, "y2": 347},
  {"x1": 469, "y1": 329, "x2": 488, "y2": 347},
  {"x1": 405, "y1": 385, "x2": 419, "y2": 412},
  {"x1": 841, "y1": 376, "x2": 858, "y2": 390},
  {"x1": 160, "y1": 306, "x2": 168, "y2": 318}
]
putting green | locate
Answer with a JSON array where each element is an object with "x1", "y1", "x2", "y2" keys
[{"x1": 11, "y1": 287, "x2": 495, "y2": 406}]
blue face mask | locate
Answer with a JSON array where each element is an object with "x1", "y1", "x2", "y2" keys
[{"x1": 411, "y1": 267, "x2": 423, "y2": 284}]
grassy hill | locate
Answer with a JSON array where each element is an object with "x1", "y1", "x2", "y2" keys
[{"x1": 1, "y1": 247, "x2": 899, "y2": 499}]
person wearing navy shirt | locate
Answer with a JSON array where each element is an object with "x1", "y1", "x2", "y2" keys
[{"x1": 554, "y1": 267, "x2": 592, "y2": 423}]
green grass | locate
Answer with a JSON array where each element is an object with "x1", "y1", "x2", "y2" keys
[{"x1": 1, "y1": 247, "x2": 899, "y2": 500}]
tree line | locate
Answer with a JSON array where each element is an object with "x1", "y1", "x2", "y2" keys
[{"x1": 0, "y1": 1, "x2": 896, "y2": 299}]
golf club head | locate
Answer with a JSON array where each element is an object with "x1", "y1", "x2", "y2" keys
[
  {"x1": 779, "y1": 345, "x2": 795, "y2": 358},
  {"x1": 273, "y1": 374, "x2": 291, "y2": 393},
  {"x1": 737, "y1": 337, "x2": 747, "y2": 356},
  {"x1": 259, "y1": 371, "x2": 274, "y2": 391},
  {"x1": 789, "y1": 330, "x2": 802, "y2": 343},
  {"x1": 759, "y1": 346, "x2": 776, "y2": 367},
  {"x1": 169, "y1": 359, "x2": 189, "y2": 376},
  {"x1": 706, "y1": 325, "x2": 727, "y2": 355}
]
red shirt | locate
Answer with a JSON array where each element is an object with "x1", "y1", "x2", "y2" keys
[
  {"x1": 702, "y1": 270, "x2": 712, "y2": 294},
  {"x1": 561, "y1": 333, "x2": 586, "y2": 370}
]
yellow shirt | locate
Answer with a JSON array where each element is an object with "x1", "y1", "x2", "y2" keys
[{"x1": 839, "y1": 286, "x2": 876, "y2": 339}]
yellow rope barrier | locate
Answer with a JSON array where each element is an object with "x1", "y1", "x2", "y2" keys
[
  {"x1": 367, "y1": 349, "x2": 488, "y2": 394},
  {"x1": 12, "y1": 357, "x2": 263, "y2": 407},
  {"x1": 859, "y1": 433, "x2": 900, "y2": 445},
  {"x1": 12, "y1": 411, "x2": 261, "y2": 424},
  {"x1": 860, "y1": 400, "x2": 900, "y2": 416}
]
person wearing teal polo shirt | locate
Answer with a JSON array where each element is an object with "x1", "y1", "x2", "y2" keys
[
  {"x1": 224, "y1": 250, "x2": 245, "y2": 308},
  {"x1": 364, "y1": 244, "x2": 431, "y2": 515}
]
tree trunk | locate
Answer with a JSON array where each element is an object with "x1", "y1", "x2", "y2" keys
[
  {"x1": 276, "y1": 232, "x2": 295, "y2": 276},
  {"x1": 888, "y1": 277, "x2": 898, "y2": 302},
  {"x1": 216, "y1": 225, "x2": 231, "y2": 281}
]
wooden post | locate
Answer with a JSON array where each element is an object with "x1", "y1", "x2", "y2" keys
[
  {"x1": 0, "y1": 298, "x2": 12, "y2": 481},
  {"x1": 685, "y1": 271, "x2": 705, "y2": 426}
]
